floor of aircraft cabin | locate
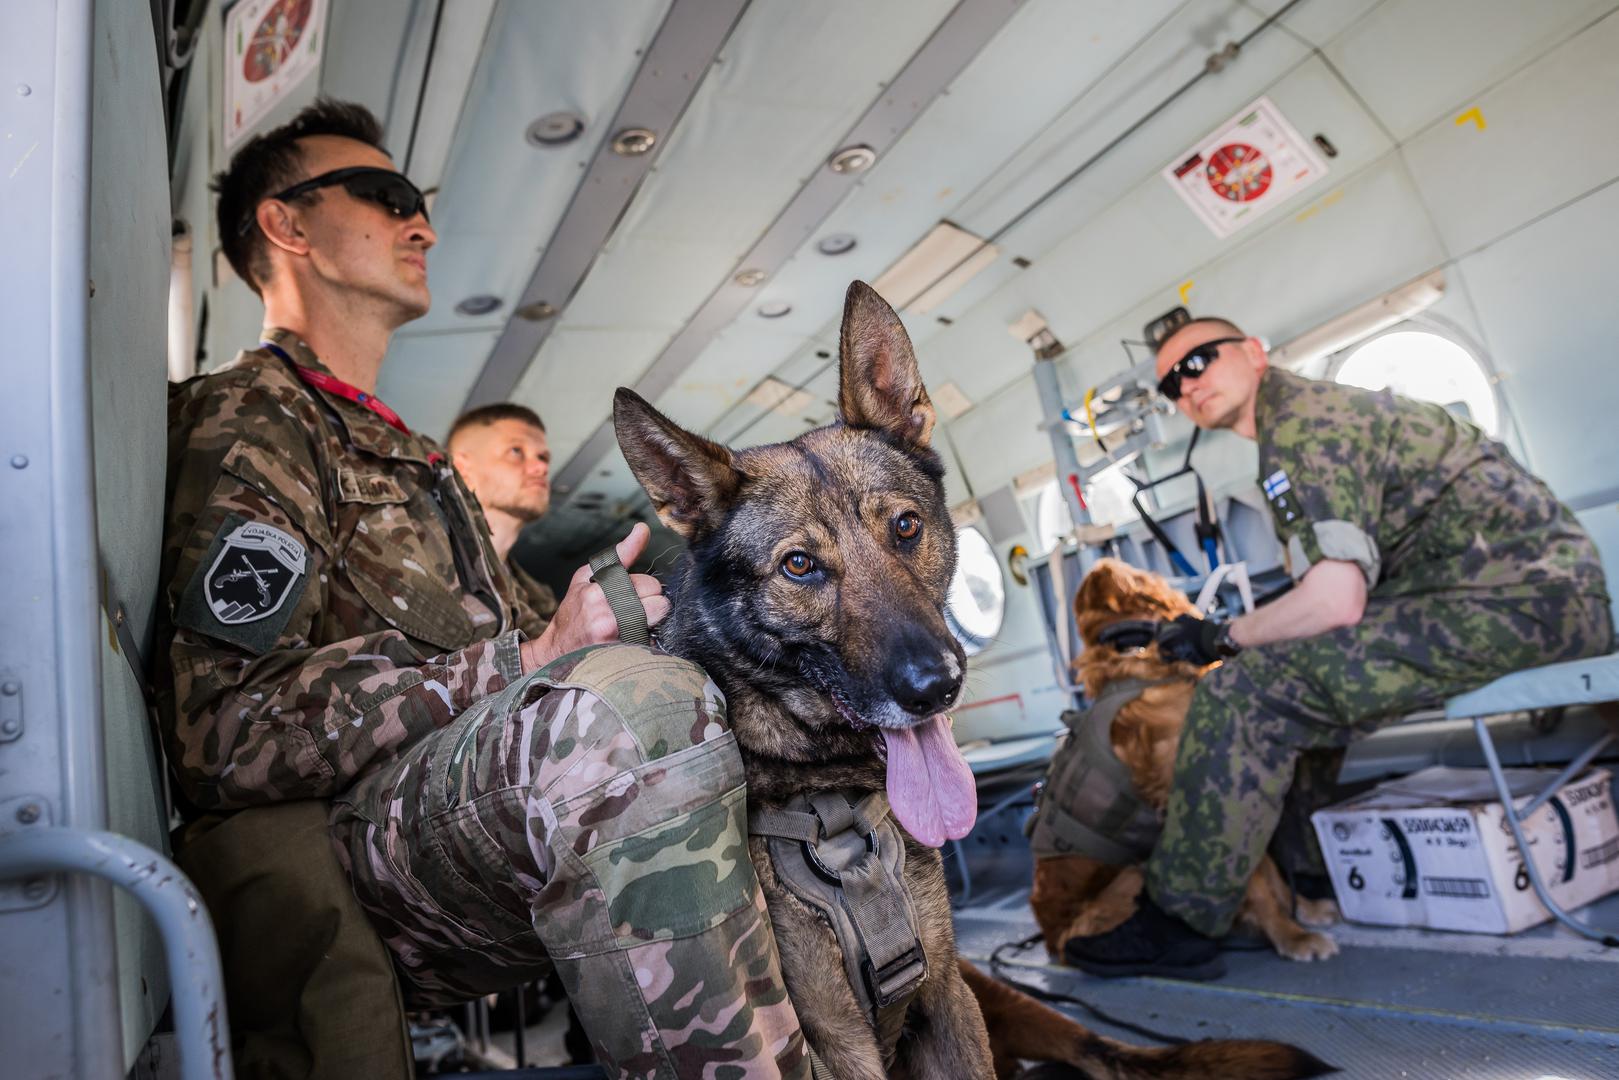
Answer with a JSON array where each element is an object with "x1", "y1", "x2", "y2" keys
[
  {"x1": 952, "y1": 882, "x2": 1619, "y2": 1080},
  {"x1": 490, "y1": 883, "x2": 1619, "y2": 1079},
  {"x1": 484, "y1": 756, "x2": 1619, "y2": 1079}
]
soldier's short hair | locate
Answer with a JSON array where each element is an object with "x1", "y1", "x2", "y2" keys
[
  {"x1": 213, "y1": 99, "x2": 389, "y2": 296},
  {"x1": 447, "y1": 403, "x2": 547, "y2": 449},
  {"x1": 1154, "y1": 316, "x2": 1247, "y2": 355}
]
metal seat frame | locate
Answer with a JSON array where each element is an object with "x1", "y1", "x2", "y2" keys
[{"x1": 1445, "y1": 655, "x2": 1619, "y2": 947}]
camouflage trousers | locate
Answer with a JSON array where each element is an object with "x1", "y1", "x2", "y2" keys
[
  {"x1": 1146, "y1": 588, "x2": 1615, "y2": 936},
  {"x1": 328, "y1": 644, "x2": 810, "y2": 1078}
]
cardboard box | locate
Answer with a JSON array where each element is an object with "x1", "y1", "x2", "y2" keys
[{"x1": 1311, "y1": 766, "x2": 1619, "y2": 934}]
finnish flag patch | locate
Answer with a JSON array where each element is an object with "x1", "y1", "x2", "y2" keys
[{"x1": 1263, "y1": 469, "x2": 1298, "y2": 524}]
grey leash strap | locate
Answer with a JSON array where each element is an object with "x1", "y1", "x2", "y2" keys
[{"x1": 588, "y1": 546, "x2": 651, "y2": 645}]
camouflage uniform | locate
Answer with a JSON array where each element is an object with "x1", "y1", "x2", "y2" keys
[
  {"x1": 508, "y1": 556, "x2": 560, "y2": 635},
  {"x1": 158, "y1": 330, "x2": 808, "y2": 1077},
  {"x1": 1146, "y1": 369, "x2": 1614, "y2": 936}
]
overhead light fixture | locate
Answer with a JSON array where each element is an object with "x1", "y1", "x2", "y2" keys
[
  {"x1": 526, "y1": 111, "x2": 586, "y2": 147},
  {"x1": 455, "y1": 294, "x2": 503, "y2": 316},
  {"x1": 873, "y1": 221, "x2": 999, "y2": 314},
  {"x1": 828, "y1": 144, "x2": 877, "y2": 174},
  {"x1": 758, "y1": 300, "x2": 792, "y2": 319},
  {"x1": 816, "y1": 233, "x2": 857, "y2": 256},
  {"x1": 611, "y1": 127, "x2": 657, "y2": 156},
  {"x1": 733, "y1": 268, "x2": 767, "y2": 287},
  {"x1": 514, "y1": 301, "x2": 558, "y2": 321},
  {"x1": 1269, "y1": 270, "x2": 1446, "y2": 371}
]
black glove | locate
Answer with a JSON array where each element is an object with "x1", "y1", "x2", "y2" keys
[{"x1": 1155, "y1": 613, "x2": 1240, "y2": 665}]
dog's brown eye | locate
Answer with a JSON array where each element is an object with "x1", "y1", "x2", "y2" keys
[
  {"x1": 894, "y1": 512, "x2": 923, "y2": 542},
  {"x1": 781, "y1": 552, "x2": 816, "y2": 579}
]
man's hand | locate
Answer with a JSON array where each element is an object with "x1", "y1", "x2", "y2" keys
[
  {"x1": 519, "y1": 523, "x2": 670, "y2": 672},
  {"x1": 1155, "y1": 612, "x2": 1237, "y2": 666}
]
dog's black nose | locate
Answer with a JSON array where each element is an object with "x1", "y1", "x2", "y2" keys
[{"x1": 888, "y1": 654, "x2": 962, "y2": 716}]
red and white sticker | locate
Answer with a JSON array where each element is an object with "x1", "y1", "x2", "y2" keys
[
  {"x1": 1162, "y1": 96, "x2": 1327, "y2": 239},
  {"x1": 223, "y1": 0, "x2": 328, "y2": 152}
]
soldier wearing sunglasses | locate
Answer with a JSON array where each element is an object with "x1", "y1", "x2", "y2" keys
[
  {"x1": 159, "y1": 100, "x2": 808, "y2": 1076},
  {"x1": 1064, "y1": 314, "x2": 1612, "y2": 981}
]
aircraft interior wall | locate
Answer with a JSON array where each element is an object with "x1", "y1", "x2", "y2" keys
[{"x1": 168, "y1": 0, "x2": 1619, "y2": 733}]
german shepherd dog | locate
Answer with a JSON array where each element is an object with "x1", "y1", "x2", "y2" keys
[
  {"x1": 614, "y1": 282, "x2": 1330, "y2": 1078},
  {"x1": 1028, "y1": 558, "x2": 1339, "y2": 965}
]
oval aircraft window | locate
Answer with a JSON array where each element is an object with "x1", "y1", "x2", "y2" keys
[
  {"x1": 1333, "y1": 330, "x2": 1500, "y2": 437},
  {"x1": 946, "y1": 526, "x2": 1005, "y2": 656}
]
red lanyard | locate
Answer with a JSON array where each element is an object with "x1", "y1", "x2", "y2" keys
[{"x1": 261, "y1": 340, "x2": 413, "y2": 436}]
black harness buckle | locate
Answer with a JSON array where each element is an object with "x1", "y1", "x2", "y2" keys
[
  {"x1": 1096, "y1": 619, "x2": 1162, "y2": 652},
  {"x1": 863, "y1": 942, "x2": 927, "y2": 1009}
]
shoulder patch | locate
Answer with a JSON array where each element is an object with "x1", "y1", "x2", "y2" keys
[
  {"x1": 177, "y1": 513, "x2": 310, "y2": 654},
  {"x1": 1263, "y1": 468, "x2": 1300, "y2": 524}
]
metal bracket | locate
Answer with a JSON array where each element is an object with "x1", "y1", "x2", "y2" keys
[
  {"x1": 0, "y1": 796, "x2": 56, "y2": 911},
  {"x1": 108, "y1": 601, "x2": 156, "y2": 709},
  {"x1": 0, "y1": 676, "x2": 20, "y2": 742}
]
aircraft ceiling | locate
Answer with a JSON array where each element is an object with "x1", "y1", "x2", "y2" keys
[{"x1": 182, "y1": 0, "x2": 1619, "y2": 577}]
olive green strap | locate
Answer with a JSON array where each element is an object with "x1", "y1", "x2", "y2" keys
[{"x1": 588, "y1": 546, "x2": 650, "y2": 645}]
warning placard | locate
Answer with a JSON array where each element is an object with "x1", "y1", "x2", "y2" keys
[
  {"x1": 1162, "y1": 96, "x2": 1327, "y2": 239},
  {"x1": 223, "y1": 0, "x2": 328, "y2": 152}
]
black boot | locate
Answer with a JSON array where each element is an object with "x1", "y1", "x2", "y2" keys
[{"x1": 1062, "y1": 892, "x2": 1226, "y2": 981}]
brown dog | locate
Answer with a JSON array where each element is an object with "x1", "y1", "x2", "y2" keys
[
  {"x1": 1028, "y1": 557, "x2": 1339, "y2": 962},
  {"x1": 615, "y1": 284, "x2": 1330, "y2": 1078}
]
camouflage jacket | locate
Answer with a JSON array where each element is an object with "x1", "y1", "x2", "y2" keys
[
  {"x1": 1256, "y1": 368, "x2": 1608, "y2": 601},
  {"x1": 507, "y1": 556, "x2": 558, "y2": 636},
  {"x1": 157, "y1": 329, "x2": 546, "y2": 810}
]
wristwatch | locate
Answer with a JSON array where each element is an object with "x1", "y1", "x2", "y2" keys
[{"x1": 1213, "y1": 621, "x2": 1242, "y2": 659}]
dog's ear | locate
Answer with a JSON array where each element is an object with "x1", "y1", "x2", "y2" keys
[
  {"x1": 613, "y1": 388, "x2": 741, "y2": 539},
  {"x1": 837, "y1": 281, "x2": 935, "y2": 449}
]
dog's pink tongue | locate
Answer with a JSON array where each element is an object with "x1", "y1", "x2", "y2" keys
[{"x1": 882, "y1": 715, "x2": 977, "y2": 848}]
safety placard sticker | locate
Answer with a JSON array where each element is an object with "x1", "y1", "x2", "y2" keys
[
  {"x1": 1162, "y1": 96, "x2": 1328, "y2": 239},
  {"x1": 223, "y1": 0, "x2": 328, "y2": 152}
]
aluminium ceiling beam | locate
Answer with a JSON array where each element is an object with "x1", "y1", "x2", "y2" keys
[
  {"x1": 461, "y1": 0, "x2": 751, "y2": 412},
  {"x1": 550, "y1": 0, "x2": 1029, "y2": 502}
]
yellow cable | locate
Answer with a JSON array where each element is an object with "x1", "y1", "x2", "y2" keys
[{"x1": 1082, "y1": 386, "x2": 1105, "y2": 452}]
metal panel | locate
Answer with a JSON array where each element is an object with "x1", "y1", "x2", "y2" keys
[
  {"x1": 1323, "y1": 0, "x2": 1618, "y2": 141},
  {"x1": 0, "y1": 2, "x2": 122, "y2": 1075},
  {"x1": 550, "y1": 0, "x2": 1029, "y2": 501},
  {"x1": 1400, "y1": 10, "x2": 1619, "y2": 258},
  {"x1": 88, "y1": 0, "x2": 175, "y2": 1061},
  {"x1": 1455, "y1": 178, "x2": 1619, "y2": 507},
  {"x1": 461, "y1": 0, "x2": 749, "y2": 412}
]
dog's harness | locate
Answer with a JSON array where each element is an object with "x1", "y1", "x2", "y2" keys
[
  {"x1": 1025, "y1": 676, "x2": 1184, "y2": 864},
  {"x1": 749, "y1": 791, "x2": 927, "y2": 1067}
]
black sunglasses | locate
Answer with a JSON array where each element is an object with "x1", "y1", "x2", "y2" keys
[
  {"x1": 1156, "y1": 336, "x2": 1245, "y2": 401},
  {"x1": 239, "y1": 166, "x2": 430, "y2": 236}
]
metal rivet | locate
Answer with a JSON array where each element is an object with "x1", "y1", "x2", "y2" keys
[
  {"x1": 16, "y1": 804, "x2": 40, "y2": 825},
  {"x1": 758, "y1": 300, "x2": 792, "y2": 319},
  {"x1": 733, "y1": 268, "x2": 767, "y2": 287},
  {"x1": 23, "y1": 878, "x2": 49, "y2": 901},
  {"x1": 1, "y1": 682, "x2": 18, "y2": 696},
  {"x1": 611, "y1": 128, "x2": 657, "y2": 156},
  {"x1": 10, "y1": 455, "x2": 27, "y2": 469},
  {"x1": 16, "y1": 84, "x2": 31, "y2": 97},
  {"x1": 1, "y1": 720, "x2": 19, "y2": 737},
  {"x1": 827, "y1": 144, "x2": 877, "y2": 175}
]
